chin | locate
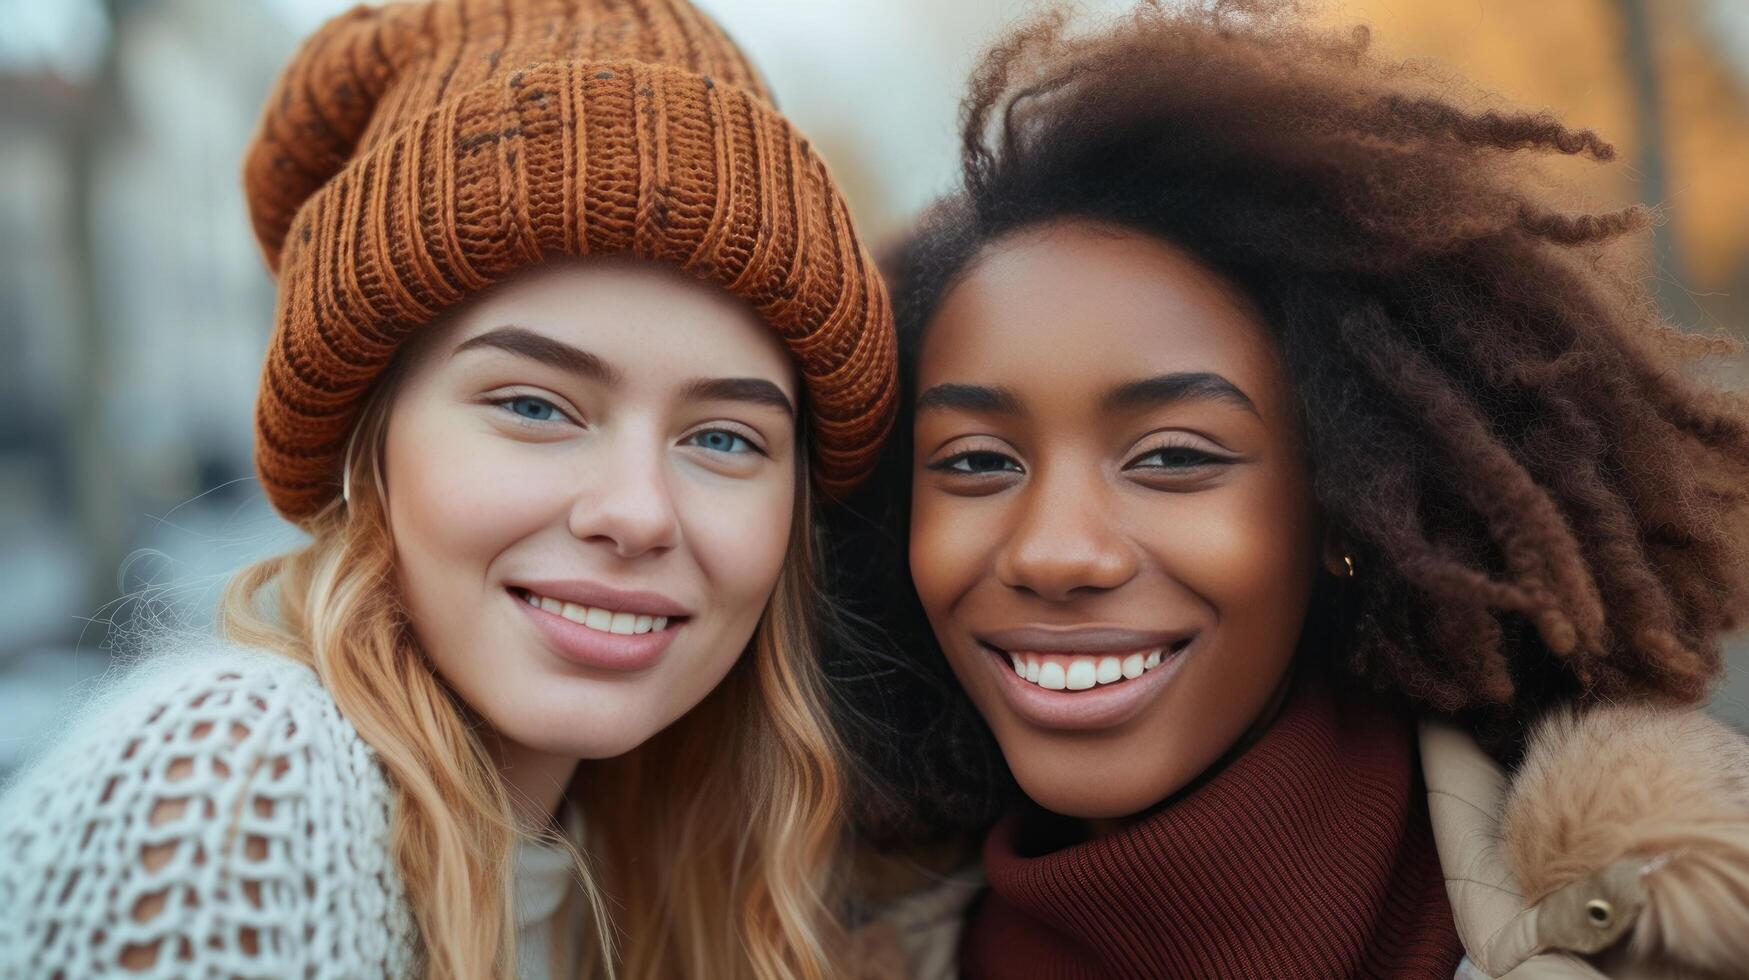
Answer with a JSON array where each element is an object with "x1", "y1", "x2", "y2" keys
[
  {"x1": 508, "y1": 723, "x2": 655, "y2": 761},
  {"x1": 1002, "y1": 736, "x2": 1194, "y2": 821},
  {"x1": 1013, "y1": 767, "x2": 1167, "y2": 820},
  {"x1": 487, "y1": 695, "x2": 668, "y2": 760}
]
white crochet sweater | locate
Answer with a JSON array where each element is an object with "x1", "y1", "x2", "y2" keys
[{"x1": 0, "y1": 644, "x2": 416, "y2": 978}]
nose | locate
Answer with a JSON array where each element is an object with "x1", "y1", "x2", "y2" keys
[
  {"x1": 567, "y1": 430, "x2": 681, "y2": 559},
  {"x1": 994, "y1": 465, "x2": 1136, "y2": 601}
]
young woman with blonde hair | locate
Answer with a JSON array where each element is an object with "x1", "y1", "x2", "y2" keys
[{"x1": 0, "y1": 2, "x2": 895, "y2": 977}]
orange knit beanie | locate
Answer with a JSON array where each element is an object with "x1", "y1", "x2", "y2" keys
[{"x1": 242, "y1": 0, "x2": 896, "y2": 523}]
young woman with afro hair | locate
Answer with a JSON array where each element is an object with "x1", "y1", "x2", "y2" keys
[{"x1": 830, "y1": 2, "x2": 1749, "y2": 977}]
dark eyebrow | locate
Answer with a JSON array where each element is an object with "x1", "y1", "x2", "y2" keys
[
  {"x1": 682, "y1": 377, "x2": 796, "y2": 416},
  {"x1": 451, "y1": 326, "x2": 622, "y2": 385},
  {"x1": 1103, "y1": 372, "x2": 1259, "y2": 417},
  {"x1": 915, "y1": 383, "x2": 1022, "y2": 415}
]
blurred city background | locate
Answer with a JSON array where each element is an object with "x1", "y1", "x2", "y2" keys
[{"x1": 3, "y1": 0, "x2": 1749, "y2": 778}]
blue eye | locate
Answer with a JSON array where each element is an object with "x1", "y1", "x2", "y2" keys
[
  {"x1": 689, "y1": 429, "x2": 755, "y2": 454},
  {"x1": 503, "y1": 395, "x2": 559, "y2": 422}
]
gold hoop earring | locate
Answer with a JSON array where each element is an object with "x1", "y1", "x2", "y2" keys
[{"x1": 1342, "y1": 554, "x2": 1356, "y2": 578}]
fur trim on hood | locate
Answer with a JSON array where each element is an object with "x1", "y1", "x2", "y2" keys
[{"x1": 1500, "y1": 704, "x2": 1749, "y2": 979}]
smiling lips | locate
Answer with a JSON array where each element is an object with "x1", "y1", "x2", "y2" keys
[
  {"x1": 976, "y1": 627, "x2": 1197, "y2": 730},
  {"x1": 979, "y1": 627, "x2": 1195, "y2": 691},
  {"x1": 511, "y1": 582, "x2": 688, "y2": 672}
]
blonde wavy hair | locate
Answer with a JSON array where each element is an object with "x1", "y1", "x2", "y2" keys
[{"x1": 218, "y1": 367, "x2": 847, "y2": 978}]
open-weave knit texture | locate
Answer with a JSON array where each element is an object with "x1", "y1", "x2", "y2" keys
[
  {"x1": 242, "y1": 0, "x2": 896, "y2": 522},
  {"x1": 0, "y1": 647, "x2": 414, "y2": 978}
]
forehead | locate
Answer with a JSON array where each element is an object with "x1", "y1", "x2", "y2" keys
[
  {"x1": 920, "y1": 221, "x2": 1288, "y2": 414},
  {"x1": 435, "y1": 259, "x2": 794, "y2": 384}
]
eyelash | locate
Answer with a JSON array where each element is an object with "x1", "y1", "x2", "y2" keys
[
  {"x1": 1124, "y1": 441, "x2": 1232, "y2": 471},
  {"x1": 928, "y1": 449, "x2": 1022, "y2": 476}
]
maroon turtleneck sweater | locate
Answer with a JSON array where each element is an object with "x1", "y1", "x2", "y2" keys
[{"x1": 959, "y1": 679, "x2": 1463, "y2": 979}]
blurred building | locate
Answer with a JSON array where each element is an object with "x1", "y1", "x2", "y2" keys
[{"x1": 0, "y1": 0, "x2": 312, "y2": 770}]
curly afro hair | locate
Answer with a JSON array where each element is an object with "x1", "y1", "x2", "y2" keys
[{"x1": 823, "y1": 0, "x2": 1749, "y2": 843}]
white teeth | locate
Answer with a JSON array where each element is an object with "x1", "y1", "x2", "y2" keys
[
  {"x1": 1037, "y1": 662, "x2": 1067, "y2": 690},
  {"x1": 1095, "y1": 657, "x2": 1122, "y2": 685},
  {"x1": 1005, "y1": 647, "x2": 1179, "y2": 692},
  {"x1": 1065, "y1": 660, "x2": 1097, "y2": 690},
  {"x1": 524, "y1": 592, "x2": 671, "y2": 636}
]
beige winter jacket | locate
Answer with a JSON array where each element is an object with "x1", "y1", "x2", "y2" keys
[{"x1": 859, "y1": 706, "x2": 1749, "y2": 980}]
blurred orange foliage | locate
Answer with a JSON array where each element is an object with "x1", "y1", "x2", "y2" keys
[{"x1": 1321, "y1": 0, "x2": 1749, "y2": 291}]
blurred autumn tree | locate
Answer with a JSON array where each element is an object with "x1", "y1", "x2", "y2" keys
[{"x1": 1319, "y1": 0, "x2": 1749, "y2": 335}]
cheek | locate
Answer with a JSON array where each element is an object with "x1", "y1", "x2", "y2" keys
[
  {"x1": 1143, "y1": 459, "x2": 1319, "y2": 660},
  {"x1": 908, "y1": 482, "x2": 993, "y2": 620},
  {"x1": 385, "y1": 409, "x2": 562, "y2": 604},
  {"x1": 679, "y1": 472, "x2": 796, "y2": 620},
  {"x1": 1168, "y1": 483, "x2": 1312, "y2": 605}
]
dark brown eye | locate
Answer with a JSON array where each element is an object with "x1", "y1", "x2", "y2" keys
[
  {"x1": 1126, "y1": 445, "x2": 1227, "y2": 470},
  {"x1": 933, "y1": 450, "x2": 1022, "y2": 475}
]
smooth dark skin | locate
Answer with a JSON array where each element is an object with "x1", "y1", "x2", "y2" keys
[{"x1": 910, "y1": 219, "x2": 1345, "y2": 821}]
